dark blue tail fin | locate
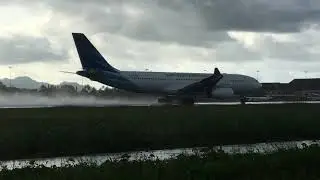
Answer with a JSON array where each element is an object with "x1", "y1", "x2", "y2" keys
[{"x1": 72, "y1": 33, "x2": 119, "y2": 73}]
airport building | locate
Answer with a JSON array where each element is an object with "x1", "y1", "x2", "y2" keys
[{"x1": 262, "y1": 78, "x2": 320, "y2": 100}]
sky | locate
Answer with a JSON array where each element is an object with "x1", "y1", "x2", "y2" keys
[{"x1": 0, "y1": 0, "x2": 320, "y2": 88}]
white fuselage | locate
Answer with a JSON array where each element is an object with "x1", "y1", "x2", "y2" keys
[
  {"x1": 71, "y1": 33, "x2": 262, "y2": 99},
  {"x1": 88, "y1": 70, "x2": 262, "y2": 97}
]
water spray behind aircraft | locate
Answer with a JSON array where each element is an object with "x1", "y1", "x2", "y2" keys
[{"x1": 0, "y1": 94, "x2": 157, "y2": 108}]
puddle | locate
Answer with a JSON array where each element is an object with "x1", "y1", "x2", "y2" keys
[{"x1": 0, "y1": 139, "x2": 319, "y2": 171}]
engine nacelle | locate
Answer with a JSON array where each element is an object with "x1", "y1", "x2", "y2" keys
[{"x1": 211, "y1": 88, "x2": 234, "y2": 98}]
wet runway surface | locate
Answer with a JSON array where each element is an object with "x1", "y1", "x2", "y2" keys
[
  {"x1": 0, "y1": 94, "x2": 319, "y2": 108},
  {"x1": 1, "y1": 101, "x2": 320, "y2": 108},
  {"x1": 197, "y1": 101, "x2": 320, "y2": 105}
]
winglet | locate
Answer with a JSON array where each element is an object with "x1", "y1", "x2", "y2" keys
[
  {"x1": 200, "y1": 68, "x2": 222, "y2": 83},
  {"x1": 214, "y1": 68, "x2": 221, "y2": 76},
  {"x1": 175, "y1": 68, "x2": 223, "y2": 95}
]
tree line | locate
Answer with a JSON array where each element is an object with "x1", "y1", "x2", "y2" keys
[{"x1": 0, "y1": 81, "x2": 146, "y2": 98}]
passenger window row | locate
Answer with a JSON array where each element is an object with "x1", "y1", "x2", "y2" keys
[{"x1": 130, "y1": 77, "x2": 200, "y2": 81}]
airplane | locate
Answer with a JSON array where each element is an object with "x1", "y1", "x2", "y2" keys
[{"x1": 66, "y1": 33, "x2": 263, "y2": 105}]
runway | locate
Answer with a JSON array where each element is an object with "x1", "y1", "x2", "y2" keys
[
  {"x1": 0, "y1": 99, "x2": 320, "y2": 108},
  {"x1": 0, "y1": 94, "x2": 319, "y2": 108},
  {"x1": 197, "y1": 100, "x2": 320, "y2": 105}
]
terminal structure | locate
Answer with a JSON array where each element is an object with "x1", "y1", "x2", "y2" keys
[{"x1": 262, "y1": 78, "x2": 320, "y2": 101}]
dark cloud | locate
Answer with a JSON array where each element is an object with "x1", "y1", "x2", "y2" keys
[
  {"x1": 9, "y1": 0, "x2": 320, "y2": 34},
  {"x1": 214, "y1": 41, "x2": 261, "y2": 62},
  {"x1": 249, "y1": 25, "x2": 320, "y2": 62},
  {"x1": 16, "y1": 0, "x2": 231, "y2": 47},
  {"x1": 8, "y1": 0, "x2": 320, "y2": 48},
  {"x1": 4, "y1": 0, "x2": 320, "y2": 65},
  {"x1": 34, "y1": 0, "x2": 320, "y2": 48},
  {"x1": 160, "y1": 0, "x2": 320, "y2": 32},
  {"x1": 0, "y1": 35, "x2": 68, "y2": 65},
  {"x1": 258, "y1": 36, "x2": 318, "y2": 61}
]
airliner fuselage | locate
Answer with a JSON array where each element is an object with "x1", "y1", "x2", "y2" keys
[
  {"x1": 71, "y1": 32, "x2": 263, "y2": 104},
  {"x1": 77, "y1": 69, "x2": 262, "y2": 98}
]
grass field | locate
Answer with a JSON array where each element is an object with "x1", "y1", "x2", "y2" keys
[
  {"x1": 0, "y1": 103, "x2": 319, "y2": 160},
  {"x1": 1, "y1": 145, "x2": 320, "y2": 179}
]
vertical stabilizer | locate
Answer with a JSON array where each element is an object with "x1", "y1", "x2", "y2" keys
[{"x1": 72, "y1": 33, "x2": 119, "y2": 73}]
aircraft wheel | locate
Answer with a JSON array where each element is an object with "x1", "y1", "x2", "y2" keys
[
  {"x1": 180, "y1": 98, "x2": 195, "y2": 106},
  {"x1": 158, "y1": 97, "x2": 195, "y2": 106},
  {"x1": 158, "y1": 97, "x2": 174, "y2": 105},
  {"x1": 158, "y1": 98, "x2": 167, "y2": 103},
  {"x1": 240, "y1": 96, "x2": 247, "y2": 105}
]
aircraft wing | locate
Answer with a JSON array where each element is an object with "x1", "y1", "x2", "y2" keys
[{"x1": 174, "y1": 68, "x2": 223, "y2": 96}]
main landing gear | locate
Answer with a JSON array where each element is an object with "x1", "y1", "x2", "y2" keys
[
  {"x1": 240, "y1": 96, "x2": 248, "y2": 105},
  {"x1": 157, "y1": 97, "x2": 195, "y2": 106},
  {"x1": 180, "y1": 98, "x2": 195, "y2": 105}
]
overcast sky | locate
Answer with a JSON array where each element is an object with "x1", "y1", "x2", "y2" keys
[{"x1": 0, "y1": 0, "x2": 320, "y2": 88}]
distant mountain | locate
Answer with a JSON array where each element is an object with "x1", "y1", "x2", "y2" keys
[
  {"x1": 0, "y1": 76, "x2": 85, "y2": 90},
  {"x1": 1, "y1": 76, "x2": 49, "y2": 89}
]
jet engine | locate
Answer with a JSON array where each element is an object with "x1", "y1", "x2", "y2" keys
[{"x1": 211, "y1": 88, "x2": 234, "y2": 98}]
